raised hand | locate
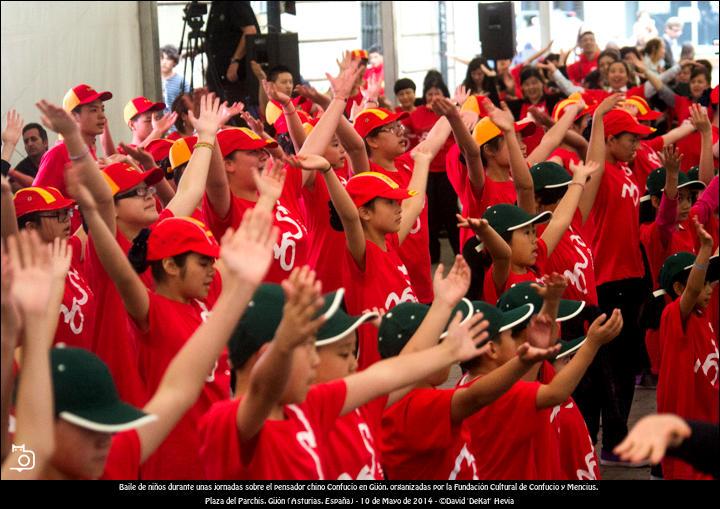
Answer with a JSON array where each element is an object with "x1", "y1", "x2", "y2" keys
[
  {"x1": 262, "y1": 79, "x2": 292, "y2": 106},
  {"x1": 328, "y1": 60, "x2": 363, "y2": 101},
  {"x1": 693, "y1": 216, "x2": 714, "y2": 249},
  {"x1": 336, "y1": 51, "x2": 352, "y2": 73},
  {"x1": 659, "y1": 145, "x2": 682, "y2": 175},
  {"x1": 151, "y1": 111, "x2": 178, "y2": 135},
  {"x1": 595, "y1": 93, "x2": 624, "y2": 117},
  {"x1": 528, "y1": 105, "x2": 554, "y2": 128},
  {"x1": 441, "y1": 311, "x2": 491, "y2": 362},
  {"x1": 119, "y1": 143, "x2": 156, "y2": 171},
  {"x1": 433, "y1": 255, "x2": 471, "y2": 307},
  {"x1": 220, "y1": 207, "x2": 279, "y2": 286},
  {"x1": 219, "y1": 101, "x2": 245, "y2": 126},
  {"x1": 35, "y1": 101, "x2": 76, "y2": 137},
  {"x1": 2, "y1": 109, "x2": 24, "y2": 147},
  {"x1": 480, "y1": 63, "x2": 497, "y2": 78},
  {"x1": 484, "y1": 99, "x2": 516, "y2": 132},
  {"x1": 187, "y1": 93, "x2": 223, "y2": 138},
  {"x1": 524, "y1": 313, "x2": 554, "y2": 349},
  {"x1": 1, "y1": 243, "x2": 22, "y2": 339},
  {"x1": 569, "y1": 159, "x2": 601, "y2": 184},
  {"x1": 49, "y1": 237, "x2": 73, "y2": 282},
  {"x1": 689, "y1": 103, "x2": 711, "y2": 134},
  {"x1": 456, "y1": 214, "x2": 490, "y2": 236},
  {"x1": 294, "y1": 84, "x2": 326, "y2": 104},
  {"x1": 6, "y1": 231, "x2": 54, "y2": 318},
  {"x1": 516, "y1": 342, "x2": 562, "y2": 364},
  {"x1": 453, "y1": 85, "x2": 470, "y2": 107},
  {"x1": 613, "y1": 414, "x2": 692, "y2": 465},
  {"x1": 275, "y1": 266, "x2": 326, "y2": 349},
  {"x1": 361, "y1": 73, "x2": 382, "y2": 102},
  {"x1": 287, "y1": 154, "x2": 331, "y2": 172},
  {"x1": 586, "y1": 309, "x2": 623, "y2": 346},
  {"x1": 241, "y1": 111, "x2": 266, "y2": 137},
  {"x1": 536, "y1": 61, "x2": 558, "y2": 75},
  {"x1": 254, "y1": 158, "x2": 286, "y2": 203},
  {"x1": 431, "y1": 97, "x2": 460, "y2": 119},
  {"x1": 531, "y1": 273, "x2": 568, "y2": 303}
]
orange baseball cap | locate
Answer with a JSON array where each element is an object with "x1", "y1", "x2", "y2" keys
[
  {"x1": 217, "y1": 127, "x2": 278, "y2": 158},
  {"x1": 551, "y1": 93, "x2": 592, "y2": 122},
  {"x1": 350, "y1": 49, "x2": 369, "y2": 61},
  {"x1": 353, "y1": 108, "x2": 409, "y2": 138},
  {"x1": 102, "y1": 162, "x2": 164, "y2": 196},
  {"x1": 169, "y1": 136, "x2": 198, "y2": 170},
  {"x1": 63, "y1": 84, "x2": 112, "y2": 113},
  {"x1": 123, "y1": 96, "x2": 166, "y2": 125},
  {"x1": 603, "y1": 109, "x2": 655, "y2": 139},
  {"x1": 345, "y1": 172, "x2": 417, "y2": 208},
  {"x1": 145, "y1": 139, "x2": 174, "y2": 164},
  {"x1": 472, "y1": 116, "x2": 536, "y2": 147},
  {"x1": 623, "y1": 96, "x2": 661, "y2": 121},
  {"x1": 147, "y1": 216, "x2": 220, "y2": 261},
  {"x1": 13, "y1": 186, "x2": 75, "y2": 218}
]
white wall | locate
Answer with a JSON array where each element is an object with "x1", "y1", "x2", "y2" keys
[{"x1": 1, "y1": 1, "x2": 146, "y2": 165}]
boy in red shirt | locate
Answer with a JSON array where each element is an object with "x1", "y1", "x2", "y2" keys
[
  {"x1": 123, "y1": 96, "x2": 167, "y2": 148},
  {"x1": 567, "y1": 31, "x2": 600, "y2": 85}
]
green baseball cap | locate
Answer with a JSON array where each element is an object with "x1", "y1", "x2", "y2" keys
[
  {"x1": 377, "y1": 299, "x2": 474, "y2": 359},
  {"x1": 483, "y1": 204, "x2": 552, "y2": 236},
  {"x1": 229, "y1": 284, "x2": 286, "y2": 362},
  {"x1": 496, "y1": 281, "x2": 585, "y2": 322},
  {"x1": 555, "y1": 336, "x2": 587, "y2": 360},
  {"x1": 469, "y1": 300, "x2": 535, "y2": 340},
  {"x1": 655, "y1": 253, "x2": 720, "y2": 297},
  {"x1": 642, "y1": 167, "x2": 706, "y2": 202},
  {"x1": 52, "y1": 347, "x2": 156, "y2": 433},
  {"x1": 686, "y1": 166, "x2": 718, "y2": 182},
  {"x1": 530, "y1": 162, "x2": 572, "y2": 192},
  {"x1": 316, "y1": 289, "x2": 379, "y2": 347}
]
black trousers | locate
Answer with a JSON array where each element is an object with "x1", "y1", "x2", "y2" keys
[
  {"x1": 427, "y1": 172, "x2": 460, "y2": 263},
  {"x1": 572, "y1": 277, "x2": 650, "y2": 451}
]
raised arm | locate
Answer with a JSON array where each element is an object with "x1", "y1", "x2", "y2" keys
[
  {"x1": 679, "y1": 219, "x2": 713, "y2": 321},
  {"x1": 689, "y1": 104, "x2": 715, "y2": 185},
  {"x1": 536, "y1": 310, "x2": 623, "y2": 408},
  {"x1": 399, "y1": 147, "x2": 432, "y2": 244},
  {"x1": 528, "y1": 101, "x2": 586, "y2": 166},
  {"x1": 139, "y1": 208, "x2": 277, "y2": 461},
  {"x1": 541, "y1": 160, "x2": 600, "y2": 255},
  {"x1": 458, "y1": 216, "x2": 511, "y2": 295},
  {"x1": 64, "y1": 165, "x2": 150, "y2": 329},
  {"x1": 0, "y1": 246, "x2": 20, "y2": 462},
  {"x1": 656, "y1": 146, "x2": 682, "y2": 247},
  {"x1": 263, "y1": 79, "x2": 307, "y2": 154},
  {"x1": 1, "y1": 110, "x2": 27, "y2": 185},
  {"x1": 660, "y1": 120, "x2": 696, "y2": 147},
  {"x1": 235, "y1": 267, "x2": 326, "y2": 442},
  {"x1": 139, "y1": 111, "x2": 179, "y2": 148},
  {"x1": 1, "y1": 176, "x2": 19, "y2": 241}
]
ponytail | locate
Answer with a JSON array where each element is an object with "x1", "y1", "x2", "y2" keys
[{"x1": 128, "y1": 228, "x2": 151, "y2": 274}]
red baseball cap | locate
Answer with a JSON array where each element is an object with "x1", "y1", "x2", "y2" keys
[
  {"x1": 711, "y1": 86, "x2": 718, "y2": 105},
  {"x1": 147, "y1": 216, "x2": 220, "y2": 261},
  {"x1": 13, "y1": 186, "x2": 75, "y2": 218},
  {"x1": 63, "y1": 84, "x2": 112, "y2": 113},
  {"x1": 145, "y1": 138, "x2": 174, "y2": 164},
  {"x1": 169, "y1": 136, "x2": 198, "y2": 170},
  {"x1": 217, "y1": 127, "x2": 278, "y2": 158},
  {"x1": 551, "y1": 93, "x2": 592, "y2": 122},
  {"x1": 353, "y1": 108, "x2": 409, "y2": 138},
  {"x1": 345, "y1": 171, "x2": 417, "y2": 208},
  {"x1": 123, "y1": 96, "x2": 166, "y2": 125},
  {"x1": 102, "y1": 162, "x2": 164, "y2": 196},
  {"x1": 472, "y1": 116, "x2": 536, "y2": 146},
  {"x1": 623, "y1": 96, "x2": 662, "y2": 121},
  {"x1": 603, "y1": 109, "x2": 655, "y2": 139},
  {"x1": 351, "y1": 49, "x2": 369, "y2": 61}
]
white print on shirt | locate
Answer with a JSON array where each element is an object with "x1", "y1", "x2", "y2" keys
[
  {"x1": 286, "y1": 404, "x2": 325, "y2": 480},
  {"x1": 193, "y1": 299, "x2": 216, "y2": 382},
  {"x1": 619, "y1": 164, "x2": 640, "y2": 206},
  {"x1": 449, "y1": 443, "x2": 479, "y2": 480},
  {"x1": 59, "y1": 268, "x2": 89, "y2": 335},
  {"x1": 576, "y1": 436, "x2": 599, "y2": 481},
  {"x1": 410, "y1": 217, "x2": 422, "y2": 235},
  {"x1": 562, "y1": 230, "x2": 593, "y2": 296},
  {"x1": 644, "y1": 148, "x2": 663, "y2": 171},
  {"x1": 694, "y1": 338, "x2": 719, "y2": 387},
  {"x1": 274, "y1": 204, "x2": 305, "y2": 271},
  {"x1": 337, "y1": 412, "x2": 383, "y2": 480}
]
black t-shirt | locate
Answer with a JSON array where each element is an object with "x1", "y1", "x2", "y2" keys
[
  {"x1": 14, "y1": 156, "x2": 40, "y2": 178},
  {"x1": 206, "y1": 1, "x2": 260, "y2": 75}
]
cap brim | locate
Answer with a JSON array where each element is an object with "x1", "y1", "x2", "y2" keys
[
  {"x1": 677, "y1": 180, "x2": 707, "y2": 191},
  {"x1": 515, "y1": 119, "x2": 537, "y2": 136},
  {"x1": 542, "y1": 178, "x2": 572, "y2": 190},
  {"x1": 316, "y1": 310, "x2": 379, "y2": 346},
  {"x1": 506, "y1": 210, "x2": 553, "y2": 232},
  {"x1": 60, "y1": 403, "x2": 157, "y2": 433},
  {"x1": 556, "y1": 299, "x2": 586, "y2": 322},
  {"x1": 556, "y1": 336, "x2": 587, "y2": 360},
  {"x1": 637, "y1": 111, "x2": 662, "y2": 121},
  {"x1": 80, "y1": 90, "x2": 113, "y2": 106},
  {"x1": 440, "y1": 298, "x2": 475, "y2": 339},
  {"x1": 140, "y1": 166, "x2": 165, "y2": 187},
  {"x1": 498, "y1": 303, "x2": 535, "y2": 333},
  {"x1": 380, "y1": 188, "x2": 417, "y2": 202}
]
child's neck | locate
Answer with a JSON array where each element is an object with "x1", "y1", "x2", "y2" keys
[
  {"x1": 370, "y1": 153, "x2": 397, "y2": 172},
  {"x1": 485, "y1": 161, "x2": 510, "y2": 181},
  {"x1": 155, "y1": 280, "x2": 190, "y2": 304},
  {"x1": 117, "y1": 220, "x2": 145, "y2": 245},
  {"x1": 364, "y1": 224, "x2": 388, "y2": 251},
  {"x1": 510, "y1": 260, "x2": 531, "y2": 274},
  {"x1": 162, "y1": 69, "x2": 175, "y2": 79},
  {"x1": 230, "y1": 181, "x2": 259, "y2": 203}
]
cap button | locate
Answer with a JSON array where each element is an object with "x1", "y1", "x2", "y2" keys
[{"x1": 58, "y1": 364, "x2": 66, "y2": 372}]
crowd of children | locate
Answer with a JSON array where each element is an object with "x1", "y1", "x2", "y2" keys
[{"x1": 1, "y1": 28, "x2": 718, "y2": 481}]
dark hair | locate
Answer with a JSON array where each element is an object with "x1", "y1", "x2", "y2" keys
[
  {"x1": 268, "y1": 65, "x2": 293, "y2": 83},
  {"x1": 462, "y1": 56, "x2": 491, "y2": 95},
  {"x1": 171, "y1": 92, "x2": 192, "y2": 133},
  {"x1": 598, "y1": 49, "x2": 621, "y2": 66},
  {"x1": 519, "y1": 67, "x2": 544, "y2": 85},
  {"x1": 536, "y1": 186, "x2": 567, "y2": 206},
  {"x1": 393, "y1": 78, "x2": 416, "y2": 95},
  {"x1": 690, "y1": 65, "x2": 711, "y2": 84},
  {"x1": 17, "y1": 213, "x2": 40, "y2": 230},
  {"x1": 228, "y1": 326, "x2": 267, "y2": 372},
  {"x1": 160, "y1": 44, "x2": 180, "y2": 64},
  {"x1": 642, "y1": 38, "x2": 663, "y2": 58},
  {"x1": 583, "y1": 69, "x2": 603, "y2": 90},
  {"x1": 499, "y1": 229, "x2": 514, "y2": 246},
  {"x1": 172, "y1": 162, "x2": 188, "y2": 187},
  {"x1": 363, "y1": 124, "x2": 384, "y2": 155},
  {"x1": 422, "y1": 76, "x2": 450, "y2": 104},
  {"x1": 480, "y1": 135, "x2": 503, "y2": 166},
  {"x1": 22, "y1": 123, "x2": 48, "y2": 143},
  {"x1": 620, "y1": 46, "x2": 641, "y2": 61},
  {"x1": 368, "y1": 45, "x2": 382, "y2": 55},
  {"x1": 128, "y1": 228, "x2": 191, "y2": 281}
]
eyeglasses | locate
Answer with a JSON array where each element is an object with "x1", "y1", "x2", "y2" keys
[
  {"x1": 115, "y1": 185, "x2": 157, "y2": 200},
  {"x1": 36, "y1": 208, "x2": 74, "y2": 222},
  {"x1": 378, "y1": 123, "x2": 406, "y2": 135}
]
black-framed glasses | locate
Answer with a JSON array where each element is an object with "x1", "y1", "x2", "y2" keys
[
  {"x1": 115, "y1": 185, "x2": 157, "y2": 201},
  {"x1": 36, "y1": 208, "x2": 74, "y2": 222}
]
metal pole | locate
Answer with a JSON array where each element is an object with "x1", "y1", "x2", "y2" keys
[
  {"x1": 438, "y1": 1, "x2": 448, "y2": 83},
  {"x1": 539, "y1": 1, "x2": 551, "y2": 49},
  {"x1": 138, "y1": 1, "x2": 162, "y2": 101},
  {"x1": 268, "y1": 1, "x2": 281, "y2": 33},
  {"x1": 380, "y1": 1, "x2": 397, "y2": 104}
]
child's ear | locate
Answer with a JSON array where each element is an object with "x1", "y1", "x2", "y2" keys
[
  {"x1": 161, "y1": 257, "x2": 181, "y2": 277},
  {"x1": 358, "y1": 206, "x2": 373, "y2": 221},
  {"x1": 223, "y1": 157, "x2": 235, "y2": 174},
  {"x1": 650, "y1": 195, "x2": 661, "y2": 209},
  {"x1": 672, "y1": 280, "x2": 685, "y2": 297}
]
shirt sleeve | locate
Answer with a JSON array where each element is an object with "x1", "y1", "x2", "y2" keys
[
  {"x1": 202, "y1": 190, "x2": 238, "y2": 240},
  {"x1": 33, "y1": 145, "x2": 70, "y2": 193},
  {"x1": 385, "y1": 389, "x2": 457, "y2": 451},
  {"x1": 667, "y1": 420, "x2": 720, "y2": 479},
  {"x1": 305, "y1": 380, "x2": 348, "y2": 432},
  {"x1": 656, "y1": 192, "x2": 679, "y2": 246},
  {"x1": 101, "y1": 430, "x2": 141, "y2": 480},
  {"x1": 691, "y1": 176, "x2": 719, "y2": 226}
]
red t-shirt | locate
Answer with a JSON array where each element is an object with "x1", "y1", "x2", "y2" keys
[
  {"x1": 404, "y1": 106, "x2": 453, "y2": 172},
  {"x1": 301, "y1": 163, "x2": 350, "y2": 292},
  {"x1": 342, "y1": 234, "x2": 418, "y2": 369},
  {"x1": 549, "y1": 147, "x2": 581, "y2": 172},
  {"x1": 538, "y1": 211, "x2": 598, "y2": 305},
  {"x1": 458, "y1": 375, "x2": 553, "y2": 480},
  {"x1": 56, "y1": 263, "x2": 96, "y2": 350},
  {"x1": 552, "y1": 399, "x2": 601, "y2": 480},
  {"x1": 166, "y1": 131, "x2": 182, "y2": 141},
  {"x1": 324, "y1": 397, "x2": 386, "y2": 480},
  {"x1": 657, "y1": 299, "x2": 719, "y2": 480},
  {"x1": 199, "y1": 380, "x2": 347, "y2": 480},
  {"x1": 640, "y1": 219, "x2": 696, "y2": 288},
  {"x1": 675, "y1": 126, "x2": 720, "y2": 172},
  {"x1": 370, "y1": 154, "x2": 433, "y2": 303},
  {"x1": 101, "y1": 430, "x2": 141, "y2": 480},
  {"x1": 202, "y1": 165, "x2": 309, "y2": 284},
  {"x1": 518, "y1": 101, "x2": 547, "y2": 155},
  {"x1": 483, "y1": 238, "x2": 548, "y2": 304},
  {"x1": 380, "y1": 388, "x2": 478, "y2": 480},
  {"x1": 567, "y1": 53, "x2": 599, "y2": 84},
  {"x1": 633, "y1": 137, "x2": 665, "y2": 192},
  {"x1": 586, "y1": 160, "x2": 644, "y2": 286},
  {"x1": 33, "y1": 141, "x2": 98, "y2": 196}
]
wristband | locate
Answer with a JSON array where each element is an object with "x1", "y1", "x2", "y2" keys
[
  {"x1": 694, "y1": 262, "x2": 708, "y2": 270},
  {"x1": 321, "y1": 165, "x2": 332, "y2": 174},
  {"x1": 333, "y1": 96, "x2": 349, "y2": 103},
  {"x1": 569, "y1": 181, "x2": 585, "y2": 190},
  {"x1": 69, "y1": 148, "x2": 90, "y2": 161},
  {"x1": 231, "y1": 58, "x2": 242, "y2": 65},
  {"x1": 194, "y1": 142, "x2": 214, "y2": 151}
]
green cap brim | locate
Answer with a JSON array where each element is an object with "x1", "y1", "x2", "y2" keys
[
  {"x1": 555, "y1": 336, "x2": 587, "y2": 360},
  {"x1": 317, "y1": 310, "x2": 379, "y2": 346},
  {"x1": 506, "y1": 210, "x2": 553, "y2": 232},
  {"x1": 440, "y1": 298, "x2": 475, "y2": 339},
  {"x1": 557, "y1": 299, "x2": 586, "y2": 322},
  {"x1": 60, "y1": 404, "x2": 157, "y2": 433},
  {"x1": 498, "y1": 303, "x2": 535, "y2": 332}
]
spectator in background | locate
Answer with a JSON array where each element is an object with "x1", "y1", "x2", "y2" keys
[
  {"x1": 642, "y1": 38, "x2": 666, "y2": 74},
  {"x1": 567, "y1": 30, "x2": 600, "y2": 85},
  {"x1": 662, "y1": 17, "x2": 684, "y2": 69},
  {"x1": 633, "y1": 10, "x2": 659, "y2": 48},
  {"x1": 11, "y1": 123, "x2": 49, "y2": 190},
  {"x1": 160, "y1": 45, "x2": 190, "y2": 120},
  {"x1": 394, "y1": 78, "x2": 418, "y2": 115},
  {"x1": 365, "y1": 46, "x2": 385, "y2": 97}
]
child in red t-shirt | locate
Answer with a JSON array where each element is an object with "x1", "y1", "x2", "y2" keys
[{"x1": 655, "y1": 221, "x2": 719, "y2": 480}]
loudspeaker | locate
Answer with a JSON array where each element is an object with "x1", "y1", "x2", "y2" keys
[
  {"x1": 478, "y1": 2, "x2": 516, "y2": 60},
  {"x1": 244, "y1": 33, "x2": 300, "y2": 106}
]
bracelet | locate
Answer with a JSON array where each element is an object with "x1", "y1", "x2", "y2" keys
[
  {"x1": 321, "y1": 165, "x2": 332, "y2": 174},
  {"x1": 194, "y1": 142, "x2": 214, "y2": 151},
  {"x1": 69, "y1": 148, "x2": 90, "y2": 161},
  {"x1": 694, "y1": 262, "x2": 708, "y2": 270},
  {"x1": 333, "y1": 96, "x2": 349, "y2": 103},
  {"x1": 569, "y1": 181, "x2": 585, "y2": 190},
  {"x1": 283, "y1": 107, "x2": 297, "y2": 115}
]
